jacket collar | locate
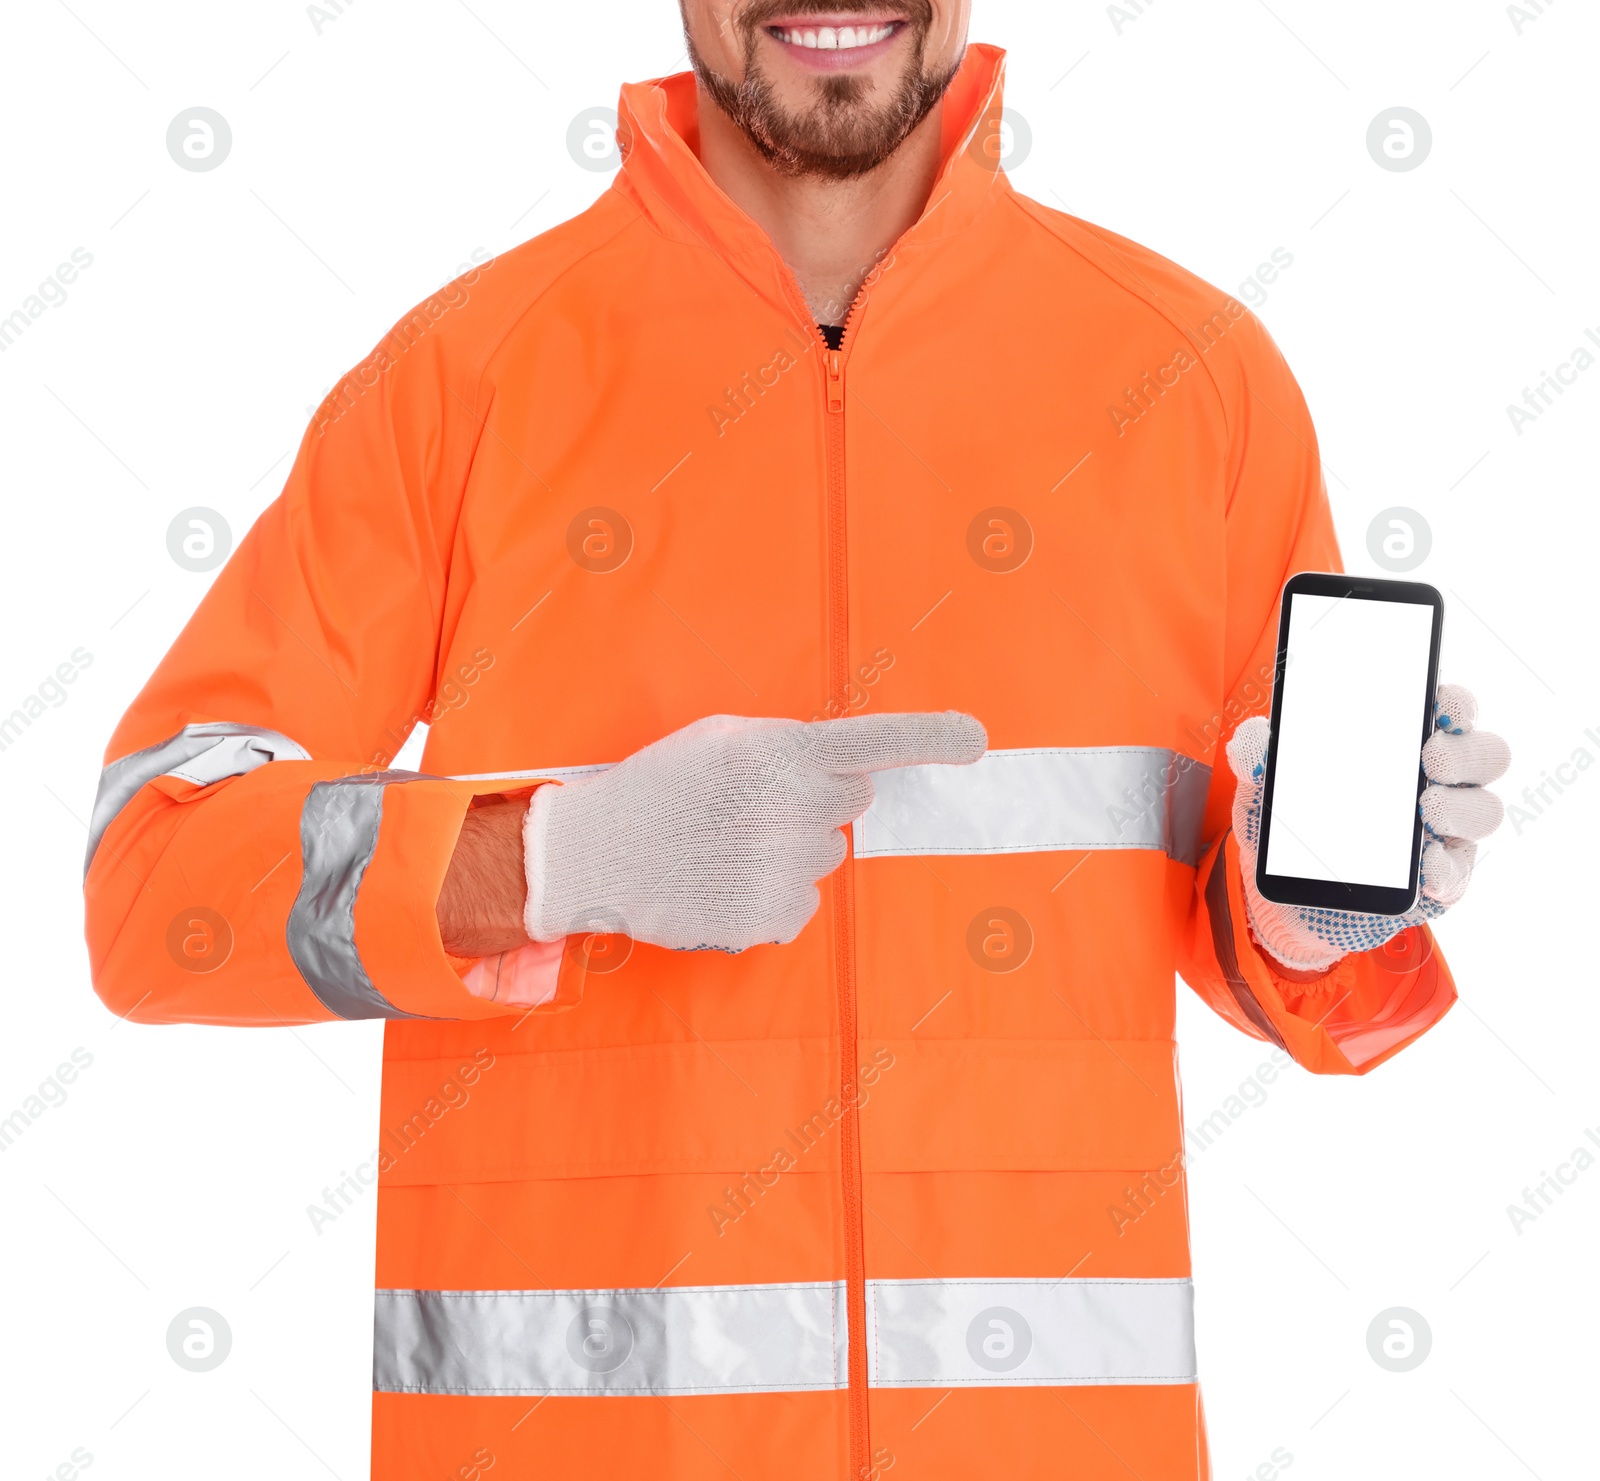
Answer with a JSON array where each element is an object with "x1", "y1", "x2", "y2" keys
[{"x1": 612, "y1": 43, "x2": 1011, "y2": 322}]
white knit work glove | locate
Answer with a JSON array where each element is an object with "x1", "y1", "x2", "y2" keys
[
  {"x1": 1228, "y1": 683, "x2": 1511, "y2": 972},
  {"x1": 523, "y1": 712, "x2": 987, "y2": 951}
]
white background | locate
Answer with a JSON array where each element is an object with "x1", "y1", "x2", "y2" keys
[
  {"x1": 1266, "y1": 593, "x2": 1436, "y2": 888},
  {"x1": 2, "y1": 2, "x2": 1596, "y2": 1477}
]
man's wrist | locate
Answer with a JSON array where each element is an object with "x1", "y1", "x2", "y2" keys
[{"x1": 436, "y1": 794, "x2": 534, "y2": 957}]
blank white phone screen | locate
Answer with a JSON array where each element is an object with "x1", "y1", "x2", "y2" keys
[{"x1": 1264, "y1": 593, "x2": 1434, "y2": 888}]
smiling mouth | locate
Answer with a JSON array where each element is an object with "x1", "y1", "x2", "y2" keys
[{"x1": 766, "y1": 19, "x2": 903, "y2": 51}]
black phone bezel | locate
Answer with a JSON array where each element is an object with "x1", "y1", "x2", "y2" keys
[{"x1": 1255, "y1": 571, "x2": 1444, "y2": 917}]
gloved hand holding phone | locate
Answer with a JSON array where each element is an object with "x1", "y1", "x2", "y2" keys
[{"x1": 1228, "y1": 683, "x2": 1511, "y2": 972}]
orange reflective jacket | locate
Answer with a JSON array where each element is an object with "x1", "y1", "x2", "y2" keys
[{"x1": 85, "y1": 45, "x2": 1455, "y2": 1481}]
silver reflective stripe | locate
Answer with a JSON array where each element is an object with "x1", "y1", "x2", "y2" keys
[
  {"x1": 286, "y1": 773, "x2": 429, "y2": 1021},
  {"x1": 867, "y1": 1277, "x2": 1196, "y2": 1387},
  {"x1": 373, "y1": 1282, "x2": 850, "y2": 1397},
  {"x1": 853, "y1": 747, "x2": 1211, "y2": 867},
  {"x1": 85, "y1": 722, "x2": 309, "y2": 876},
  {"x1": 372, "y1": 1278, "x2": 1195, "y2": 1397},
  {"x1": 454, "y1": 749, "x2": 1211, "y2": 867}
]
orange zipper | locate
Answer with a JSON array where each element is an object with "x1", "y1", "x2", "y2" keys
[{"x1": 820, "y1": 330, "x2": 870, "y2": 1481}]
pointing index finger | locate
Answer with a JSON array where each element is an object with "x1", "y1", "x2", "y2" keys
[{"x1": 803, "y1": 711, "x2": 988, "y2": 774}]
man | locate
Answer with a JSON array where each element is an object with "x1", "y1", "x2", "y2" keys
[{"x1": 85, "y1": 1, "x2": 1510, "y2": 1476}]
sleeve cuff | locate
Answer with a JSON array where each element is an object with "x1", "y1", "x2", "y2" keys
[
  {"x1": 1202, "y1": 830, "x2": 1457, "y2": 1074},
  {"x1": 352, "y1": 774, "x2": 583, "y2": 1020}
]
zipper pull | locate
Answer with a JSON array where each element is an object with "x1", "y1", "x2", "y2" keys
[{"x1": 826, "y1": 350, "x2": 845, "y2": 413}]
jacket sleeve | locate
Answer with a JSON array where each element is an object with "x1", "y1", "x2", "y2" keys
[
  {"x1": 83, "y1": 281, "x2": 583, "y2": 1027},
  {"x1": 1176, "y1": 311, "x2": 1455, "y2": 1075}
]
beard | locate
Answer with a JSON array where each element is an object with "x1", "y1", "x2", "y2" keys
[{"x1": 687, "y1": 0, "x2": 961, "y2": 180}]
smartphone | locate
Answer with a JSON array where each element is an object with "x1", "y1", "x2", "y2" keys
[{"x1": 1255, "y1": 572, "x2": 1444, "y2": 916}]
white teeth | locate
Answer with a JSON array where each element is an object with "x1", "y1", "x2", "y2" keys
[{"x1": 778, "y1": 22, "x2": 895, "y2": 50}]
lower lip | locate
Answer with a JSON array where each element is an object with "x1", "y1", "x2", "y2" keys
[{"x1": 764, "y1": 22, "x2": 906, "y2": 71}]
